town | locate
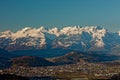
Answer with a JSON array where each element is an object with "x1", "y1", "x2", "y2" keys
[{"x1": 1, "y1": 62, "x2": 120, "y2": 79}]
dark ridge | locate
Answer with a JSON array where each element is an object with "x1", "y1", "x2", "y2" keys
[
  {"x1": 11, "y1": 56, "x2": 54, "y2": 67},
  {"x1": 0, "y1": 74, "x2": 29, "y2": 80},
  {"x1": 48, "y1": 51, "x2": 119, "y2": 65}
]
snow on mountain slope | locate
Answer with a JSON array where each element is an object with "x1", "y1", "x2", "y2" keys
[
  {"x1": 0, "y1": 30, "x2": 13, "y2": 38},
  {"x1": 119, "y1": 31, "x2": 120, "y2": 36},
  {"x1": 51, "y1": 26, "x2": 107, "y2": 49},
  {"x1": 48, "y1": 27, "x2": 60, "y2": 37},
  {"x1": 0, "y1": 26, "x2": 120, "y2": 51}
]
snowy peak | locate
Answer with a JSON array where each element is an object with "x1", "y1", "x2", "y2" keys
[
  {"x1": 48, "y1": 27, "x2": 60, "y2": 36},
  {"x1": 12, "y1": 27, "x2": 46, "y2": 40},
  {"x1": 47, "y1": 26, "x2": 107, "y2": 37},
  {"x1": 0, "y1": 30, "x2": 13, "y2": 38},
  {"x1": 60, "y1": 26, "x2": 106, "y2": 35},
  {"x1": 37, "y1": 26, "x2": 47, "y2": 32},
  {"x1": 0, "y1": 26, "x2": 120, "y2": 51},
  {"x1": 60, "y1": 26, "x2": 82, "y2": 36},
  {"x1": 21, "y1": 27, "x2": 32, "y2": 32}
]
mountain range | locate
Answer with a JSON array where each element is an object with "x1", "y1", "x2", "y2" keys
[{"x1": 0, "y1": 26, "x2": 120, "y2": 55}]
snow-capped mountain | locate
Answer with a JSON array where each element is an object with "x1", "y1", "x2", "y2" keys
[{"x1": 0, "y1": 26, "x2": 120, "y2": 52}]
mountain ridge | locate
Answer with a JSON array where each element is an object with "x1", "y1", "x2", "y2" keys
[
  {"x1": 0, "y1": 26, "x2": 120, "y2": 55},
  {"x1": 48, "y1": 51, "x2": 120, "y2": 65}
]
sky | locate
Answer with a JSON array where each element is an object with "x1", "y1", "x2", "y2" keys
[{"x1": 0, "y1": 0, "x2": 120, "y2": 32}]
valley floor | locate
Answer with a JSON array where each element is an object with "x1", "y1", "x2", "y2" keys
[{"x1": 1, "y1": 62, "x2": 120, "y2": 80}]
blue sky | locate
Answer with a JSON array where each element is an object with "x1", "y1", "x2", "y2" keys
[{"x1": 0, "y1": 0, "x2": 120, "y2": 32}]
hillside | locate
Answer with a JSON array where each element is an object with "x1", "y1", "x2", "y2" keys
[
  {"x1": 48, "y1": 51, "x2": 120, "y2": 65},
  {"x1": 11, "y1": 56, "x2": 54, "y2": 67}
]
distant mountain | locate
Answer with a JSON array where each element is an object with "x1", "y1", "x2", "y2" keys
[
  {"x1": 48, "y1": 51, "x2": 120, "y2": 65},
  {"x1": 11, "y1": 56, "x2": 54, "y2": 67},
  {"x1": 0, "y1": 26, "x2": 120, "y2": 55}
]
